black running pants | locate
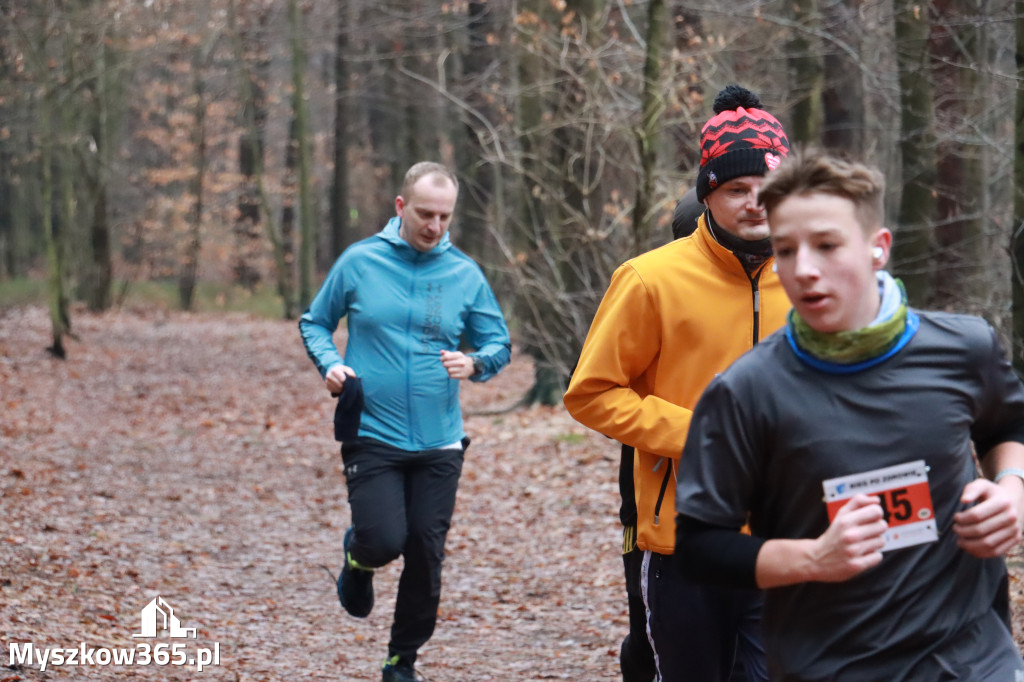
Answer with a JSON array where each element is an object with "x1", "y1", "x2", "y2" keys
[{"x1": 341, "y1": 437, "x2": 465, "y2": 661}]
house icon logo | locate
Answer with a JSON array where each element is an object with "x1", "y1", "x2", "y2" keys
[{"x1": 132, "y1": 596, "x2": 197, "y2": 639}]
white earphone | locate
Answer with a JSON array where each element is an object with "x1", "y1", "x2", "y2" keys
[{"x1": 872, "y1": 246, "x2": 884, "y2": 259}]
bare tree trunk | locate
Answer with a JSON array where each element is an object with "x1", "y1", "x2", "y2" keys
[
  {"x1": 0, "y1": 148, "x2": 11, "y2": 279},
  {"x1": 786, "y1": 0, "x2": 822, "y2": 144},
  {"x1": 230, "y1": 0, "x2": 293, "y2": 317},
  {"x1": 41, "y1": 88, "x2": 69, "y2": 358},
  {"x1": 451, "y1": 0, "x2": 498, "y2": 261},
  {"x1": 289, "y1": 0, "x2": 315, "y2": 310},
  {"x1": 633, "y1": 0, "x2": 666, "y2": 255},
  {"x1": 513, "y1": 0, "x2": 560, "y2": 406},
  {"x1": 366, "y1": 0, "x2": 415, "y2": 191},
  {"x1": 329, "y1": 0, "x2": 354, "y2": 265},
  {"x1": 0, "y1": 0, "x2": 12, "y2": 279},
  {"x1": 56, "y1": 29, "x2": 78, "y2": 346},
  {"x1": 179, "y1": 2, "x2": 213, "y2": 311},
  {"x1": 931, "y1": 0, "x2": 985, "y2": 311},
  {"x1": 668, "y1": 3, "x2": 704, "y2": 173},
  {"x1": 230, "y1": 0, "x2": 267, "y2": 292},
  {"x1": 80, "y1": 17, "x2": 114, "y2": 311},
  {"x1": 1012, "y1": 0, "x2": 1024, "y2": 371},
  {"x1": 281, "y1": 114, "x2": 300, "y2": 320},
  {"x1": 517, "y1": 0, "x2": 608, "y2": 407},
  {"x1": 85, "y1": 151, "x2": 112, "y2": 310},
  {"x1": 892, "y1": 0, "x2": 937, "y2": 305},
  {"x1": 821, "y1": 0, "x2": 865, "y2": 151},
  {"x1": 179, "y1": 36, "x2": 209, "y2": 311}
]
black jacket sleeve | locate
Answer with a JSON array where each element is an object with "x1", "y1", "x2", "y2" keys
[{"x1": 674, "y1": 514, "x2": 765, "y2": 590}]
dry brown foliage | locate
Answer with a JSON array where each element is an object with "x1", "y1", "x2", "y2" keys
[
  {"x1": 0, "y1": 306, "x2": 625, "y2": 681},
  {"x1": 3, "y1": 305, "x2": 1024, "y2": 681}
]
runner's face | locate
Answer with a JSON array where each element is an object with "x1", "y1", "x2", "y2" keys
[
  {"x1": 703, "y1": 175, "x2": 768, "y2": 241},
  {"x1": 769, "y1": 191, "x2": 890, "y2": 333},
  {"x1": 395, "y1": 174, "x2": 458, "y2": 253}
]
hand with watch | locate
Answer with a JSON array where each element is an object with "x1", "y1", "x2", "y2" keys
[{"x1": 439, "y1": 349, "x2": 482, "y2": 380}]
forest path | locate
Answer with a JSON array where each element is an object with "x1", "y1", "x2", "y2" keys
[{"x1": 1, "y1": 306, "x2": 624, "y2": 681}]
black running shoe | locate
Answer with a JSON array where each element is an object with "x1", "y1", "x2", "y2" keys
[
  {"x1": 337, "y1": 526, "x2": 374, "y2": 618},
  {"x1": 381, "y1": 654, "x2": 418, "y2": 682}
]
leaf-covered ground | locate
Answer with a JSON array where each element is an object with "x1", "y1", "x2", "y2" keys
[
  {"x1": 2, "y1": 305, "x2": 1024, "y2": 681},
  {"x1": 0, "y1": 306, "x2": 625, "y2": 681}
]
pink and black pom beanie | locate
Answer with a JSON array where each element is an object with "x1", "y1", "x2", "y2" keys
[{"x1": 696, "y1": 85, "x2": 791, "y2": 202}]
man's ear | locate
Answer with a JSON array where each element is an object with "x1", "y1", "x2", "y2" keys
[
  {"x1": 871, "y1": 228, "x2": 893, "y2": 269},
  {"x1": 395, "y1": 195, "x2": 406, "y2": 217}
]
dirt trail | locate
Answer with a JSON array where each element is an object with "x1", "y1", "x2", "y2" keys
[{"x1": 1, "y1": 306, "x2": 626, "y2": 681}]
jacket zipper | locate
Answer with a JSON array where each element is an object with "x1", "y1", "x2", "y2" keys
[
  {"x1": 405, "y1": 256, "x2": 419, "y2": 437},
  {"x1": 648, "y1": 255, "x2": 767, "y2": 531},
  {"x1": 652, "y1": 457, "x2": 673, "y2": 525},
  {"x1": 750, "y1": 272, "x2": 761, "y2": 346}
]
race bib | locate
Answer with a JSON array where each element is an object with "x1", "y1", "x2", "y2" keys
[{"x1": 822, "y1": 460, "x2": 938, "y2": 552}]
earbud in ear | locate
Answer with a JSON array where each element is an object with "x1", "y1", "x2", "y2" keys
[{"x1": 872, "y1": 246, "x2": 884, "y2": 259}]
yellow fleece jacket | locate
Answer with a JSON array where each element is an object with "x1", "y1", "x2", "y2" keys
[{"x1": 564, "y1": 218, "x2": 790, "y2": 554}]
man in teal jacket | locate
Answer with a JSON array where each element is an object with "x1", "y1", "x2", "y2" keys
[{"x1": 300, "y1": 162, "x2": 511, "y2": 682}]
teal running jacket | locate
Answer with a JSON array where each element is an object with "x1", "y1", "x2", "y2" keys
[{"x1": 300, "y1": 218, "x2": 511, "y2": 451}]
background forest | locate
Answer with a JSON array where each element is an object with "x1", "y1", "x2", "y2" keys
[{"x1": 2, "y1": 0, "x2": 1024, "y2": 402}]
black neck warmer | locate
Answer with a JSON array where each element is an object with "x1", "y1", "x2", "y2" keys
[{"x1": 706, "y1": 213, "x2": 772, "y2": 276}]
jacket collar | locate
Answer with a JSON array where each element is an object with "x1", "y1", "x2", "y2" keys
[
  {"x1": 377, "y1": 216, "x2": 453, "y2": 260},
  {"x1": 691, "y1": 214, "x2": 773, "y2": 280}
]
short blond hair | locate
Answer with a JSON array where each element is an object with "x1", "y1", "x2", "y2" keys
[
  {"x1": 401, "y1": 162, "x2": 459, "y2": 198},
  {"x1": 758, "y1": 147, "x2": 884, "y2": 232}
]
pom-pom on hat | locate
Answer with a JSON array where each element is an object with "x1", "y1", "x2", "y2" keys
[{"x1": 696, "y1": 85, "x2": 790, "y2": 202}]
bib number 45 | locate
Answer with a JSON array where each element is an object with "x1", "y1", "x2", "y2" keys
[{"x1": 823, "y1": 460, "x2": 938, "y2": 551}]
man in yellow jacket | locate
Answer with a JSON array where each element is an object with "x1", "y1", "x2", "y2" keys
[{"x1": 564, "y1": 85, "x2": 790, "y2": 682}]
